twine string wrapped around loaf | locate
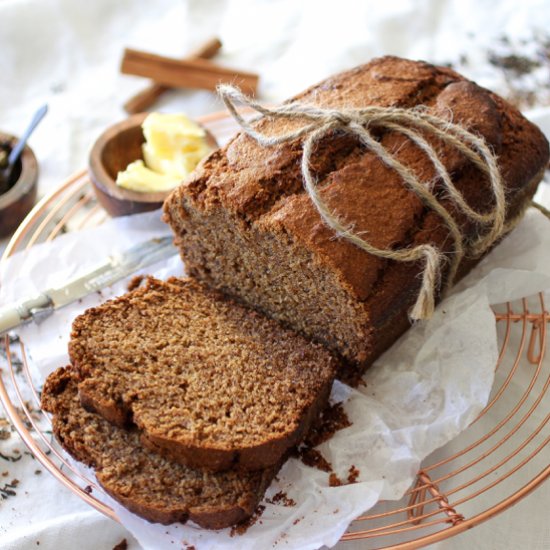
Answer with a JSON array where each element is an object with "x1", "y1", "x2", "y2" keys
[{"x1": 218, "y1": 84, "x2": 508, "y2": 320}]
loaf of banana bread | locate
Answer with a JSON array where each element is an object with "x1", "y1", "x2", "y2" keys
[
  {"x1": 68, "y1": 277, "x2": 337, "y2": 472},
  {"x1": 163, "y1": 56, "x2": 549, "y2": 380}
]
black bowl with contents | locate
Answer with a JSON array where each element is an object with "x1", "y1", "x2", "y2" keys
[{"x1": 0, "y1": 132, "x2": 39, "y2": 238}]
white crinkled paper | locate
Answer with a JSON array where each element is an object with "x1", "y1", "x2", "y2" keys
[{"x1": 1, "y1": 208, "x2": 550, "y2": 550}]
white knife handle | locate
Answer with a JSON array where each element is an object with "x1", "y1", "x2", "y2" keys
[
  {"x1": 0, "y1": 294, "x2": 53, "y2": 334},
  {"x1": 0, "y1": 306, "x2": 23, "y2": 334}
]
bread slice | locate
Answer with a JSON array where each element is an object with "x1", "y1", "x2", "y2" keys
[
  {"x1": 68, "y1": 277, "x2": 337, "y2": 472},
  {"x1": 41, "y1": 367, "x2": 277, "y2": 529},
  {"x1": 163, "y1": 56, "x2": 549, "y2": 382}
]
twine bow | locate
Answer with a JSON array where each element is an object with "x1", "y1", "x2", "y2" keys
[{"x1": 218, "y1": 85, "x2": 507, "y2": 320}]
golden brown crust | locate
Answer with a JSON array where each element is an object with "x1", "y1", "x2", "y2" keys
[
  {"x1": 68, "y1": 277, "x2": 337, "y2": 472},
  {"x1": 163, "y1": 56, "x2": 550, "y2": 374},
  {"x1": 41, "y1": 367, "x2": 278, "y2": 529}
]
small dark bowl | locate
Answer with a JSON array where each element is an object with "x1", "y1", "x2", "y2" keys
[
  {"x1": 88, "y1": 113, "x2": 217, "y2": 217},
  {"x1": 0, "y1": 132, "x2": 38, "y2": 238}
]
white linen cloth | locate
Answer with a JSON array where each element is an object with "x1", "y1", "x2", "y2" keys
[{"x1": 1, "y1": 0, "x2": 549, "y2": 548}]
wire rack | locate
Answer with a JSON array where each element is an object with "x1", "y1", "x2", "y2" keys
[{"x1": 0, "y1": 112, "x2": 549, "y2": 549}]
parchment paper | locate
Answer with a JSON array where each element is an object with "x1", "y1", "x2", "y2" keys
[{"x1": 1, "y1": 208, "x2": 550, "y2": 550}]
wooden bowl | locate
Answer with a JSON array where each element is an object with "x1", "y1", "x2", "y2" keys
[
  {"x1": 88, "y1": 113, "x2": 217, "y2": 217},
  {"x1": 0, "y1": 132, "x2": 38, "y2": 238}
]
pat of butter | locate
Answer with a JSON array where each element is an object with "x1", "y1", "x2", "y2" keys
[
  {"x1": 116, "y1": 160, "x2": 179, "y2": 193},
  {"x1": 116, "y1": 113, "x2": 213, "y2": 193}
]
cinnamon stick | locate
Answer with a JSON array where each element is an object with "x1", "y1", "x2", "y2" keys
[
  {"x1": 123, "y1": 38, "x2": 223, "y2": 114},
  {"x1": 121, "y1": 48, "x2": 259, "y2": 96}
]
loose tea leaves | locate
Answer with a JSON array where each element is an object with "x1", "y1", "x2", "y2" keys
[{"x1": 445, "y1": 32, "x2": 550, "y2": 110}]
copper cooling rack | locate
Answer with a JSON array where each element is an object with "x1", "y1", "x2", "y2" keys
[{"x1": 0, "y1": 112, "x2": 549, "y2": 549}]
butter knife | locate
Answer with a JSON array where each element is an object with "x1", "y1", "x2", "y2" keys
[{"x1": 0, "y1": 235, "x2": 175, "y2": 334}]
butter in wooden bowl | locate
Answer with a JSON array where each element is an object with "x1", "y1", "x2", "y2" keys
[
  {"x1": 117, "y1": 113, "x2": 214, "y2": 193},
  {"x1": 89, "y1": 112, "x2": 217, "y2": 217}
]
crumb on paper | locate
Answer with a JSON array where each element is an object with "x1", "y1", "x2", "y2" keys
[
  {"x1": 306, "y1": 402, "x2": 352, "y2": 448},
  {"x1": 296, "y1": 401, "x2": 351, "y2": 471},
  {"x1": 297, "y1": 447, "x2": 333, "y2": 472},
  {"x1": 230, "y1": 504, "x2": 266, "y2": 536},
  {"x1": 329, "y1": 473, "x2": 342, "y2": 487},
  {"x1": 328, "y1": 465, "x2": 361, "y2": 487},
  {"x1": 266, "y1": 491, "x2": 296, "y2": 507},
  {"x1": 84, "y1": 485, "x2": 93, "y2": 494},
  {"x1": 347, "y1": 465, "x2": 360, "y2": 484}
]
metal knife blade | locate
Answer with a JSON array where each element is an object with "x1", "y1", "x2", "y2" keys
[{"x1": 0, "y1": 235, "x2": 176, "y2": 334}]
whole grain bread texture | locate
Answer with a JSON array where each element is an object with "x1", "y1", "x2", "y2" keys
[
  {"x1": 68, "y1": 277, "x2": 337, "y2": 472},
  {"x1": 163, "y1": 56, "x2": 549, "y2": 382},
  {"x1": 41, "y1": 367, "x2": 277, "y2": 528}
]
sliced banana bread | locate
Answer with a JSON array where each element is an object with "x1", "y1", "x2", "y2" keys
[
  {"x1": 163, "y1": 56, "x2": 549, "y2": 380},
  {"x1": 68, "y1": 277, "x2": 337, "y2": 472},
  {"x1": 41, "y1": 367, "x2": 277, "y2": 528}
]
